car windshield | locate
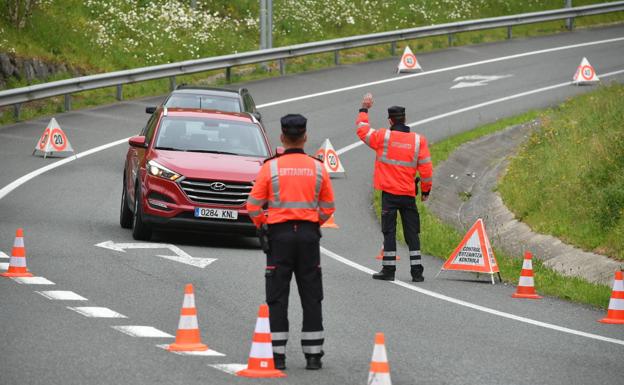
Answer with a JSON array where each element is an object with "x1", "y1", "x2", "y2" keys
[
  {"x1": 164, "y1": 94, "x2": 241, "y2": 112},
  {"x1": 154, "y1": 116, "x2": 268, "y2": 157}
]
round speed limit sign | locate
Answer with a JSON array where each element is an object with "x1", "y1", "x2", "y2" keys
[
  {"x1": 50, "y1": 128, "x2": 68, "y2": 151},
  {"x1": 580, "y1": 65, "x2": 595, "y2": 81},
  {"x1": 38, "y1": 128, "x2": 50, "y2": 150},
  {"x1": 325, "y1": 149, "x2": 340, "y2": 172},
  {"x1": 402, "y1": 53, "x2": 417, "y2": 69}
]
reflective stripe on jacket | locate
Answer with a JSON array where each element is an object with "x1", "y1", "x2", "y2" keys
[
  {"x1": 356, "y1": 111, "x2": 432, "y2": 196},
  {"x1": 246, "y1": 151, "x2": 335, "y2": 227}
]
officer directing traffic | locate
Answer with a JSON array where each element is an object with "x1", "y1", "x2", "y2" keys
[
  {"x1": 246, "y1": 114, "x2": 335, "y2": 371},
  {"x1": 356, "y1": 93, "x2": 433, "y2": 282}
]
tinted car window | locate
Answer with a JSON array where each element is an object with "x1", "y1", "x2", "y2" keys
[
  {"x1": 164, "y1": 94, "x2": 241, "y2": 112},
  {"x1": 155, "y1": 117, "x2": 268, "y2": 157},
  {"x1": 141, "y1": 112, "x2": 160, "y2": 144}
]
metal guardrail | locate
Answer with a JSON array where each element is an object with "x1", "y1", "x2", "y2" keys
[{"x1": 1, "y1": 1, "x2": 623, "y2": 117}]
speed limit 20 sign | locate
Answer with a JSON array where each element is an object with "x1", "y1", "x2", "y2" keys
[{"x1": 33, "y1": 118, "x2": 75, "y2": 159}]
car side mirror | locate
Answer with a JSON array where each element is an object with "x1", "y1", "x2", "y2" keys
[
  {"x1": 129, "y1": 136, "x2": 147, "y2": 148},
  {"x1": 145, "y1": 106, "x2": 156, "y2": 114},
  {"x1": 276, "y1": 146, "x2": 285, "y2": 155},
  {"x1": 252, "y1": 111, "x2": 262, "y2": 121}
]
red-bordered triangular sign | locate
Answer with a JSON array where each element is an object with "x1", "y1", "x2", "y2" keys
[{"x1": 441, "y1": 218, "x2": 499, "y2": 275}]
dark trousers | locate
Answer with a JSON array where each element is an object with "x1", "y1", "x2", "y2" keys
[
  {"x1": 266, "y1": 221, "x2": 324, "y2": 357},
  {"x1": 381, "y1": 191, "x2": 422, "y2": 269}
]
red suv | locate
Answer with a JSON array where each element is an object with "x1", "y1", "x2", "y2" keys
[{"x1": 120, "y1": 107, "x2": 272, "y2": 240}]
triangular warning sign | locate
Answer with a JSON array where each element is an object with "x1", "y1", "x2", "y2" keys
[
  {"x1": 439, "y1": 218, "x2": 500, "y2": 283},
  {"x1": 315, "y1": 139, "x2": 345, "y2": 177},
  {"x1": 572, "y1": 57, "x2": 599, "y2": 85},
  {"x1": 33, "y1": 118, "x2": 74, "y2": 159},
  {"x1": 397, "y1": 46, "x2": 422, "y2": 74}
]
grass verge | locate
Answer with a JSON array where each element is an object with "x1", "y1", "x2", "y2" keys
[{"x1": 372, "y1": 110, "x2": 613, "y2": 308}]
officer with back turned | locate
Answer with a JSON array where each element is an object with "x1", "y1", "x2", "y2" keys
[
  {"x1": 246, "y1": 114, "x2": 335, "y2": 370},
  {"x1": 355, "y1": 93, "x2": 433, "y2": 282}
]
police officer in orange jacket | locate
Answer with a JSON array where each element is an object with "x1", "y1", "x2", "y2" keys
[
  {"x1": 356, "y1": 93, "x2": 433, "y2": 282},
  {"x1": 246, "y1": 114, "x2": 335, "y2": 371}
]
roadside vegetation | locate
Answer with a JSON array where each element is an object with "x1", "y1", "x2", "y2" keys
[
  {"x1": 499, "y1": 83, "x2": 624, "y2": 261},
  {"x1": 1, "y1": 0, "x2": 624, "y2": 124},
  {"x1": 373, "y1": 95, "x2": 617, "y2": 308}
]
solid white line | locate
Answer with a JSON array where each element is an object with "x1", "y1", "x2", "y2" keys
[
  {"x1": 256, "y1": 36, "x2": 624, "y2": 108},
  {"x1": 321, "y1": 246, "x2": 624, "y2": 347},
  {"x1": 67, "y1": 306, "x2": 127, "y2": 318},
  {"x1": 11, "y1": 276, "x2": 55, "y2": 285},
  {"x1": 112, "y1": 326, "x2": 174, "y2": 338},
  {"x1": 35, "y1": 290, "x2": 88, "y2": 301},
  {"x1": 156, "y1": 344, "x2": 226, "y2": 356}
]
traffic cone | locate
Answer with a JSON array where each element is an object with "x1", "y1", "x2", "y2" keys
[
  {"x1": 512, "y1": 251, "x2": 542, "y2": 299},
  {"x1": 167, "y1": 284, "x2": 209, "y2": 351},
  {"x1": 237, "y1": 304, "x2": 286, "y2": 378},
  {"x1": 375, "y1": 246, "x2": 400, "y2": 261},
  {"x1": 1, "y1": 228, "x2": 33, "y2": 278},
  {"x1": 368, "y1": 332, "x2": 392, "y2": 385},
  {"x1": 598, "y1": 271, "x2": 624, "y2": 324},
  {"x1": 321, "y1": 214, "x2": 339, "y2": 229}
]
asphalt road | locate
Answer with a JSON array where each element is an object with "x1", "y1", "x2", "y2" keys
[{"x1": 1, "y1": 25, "x2": 624, "y2": 385}]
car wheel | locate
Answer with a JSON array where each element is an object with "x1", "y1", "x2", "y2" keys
[
  {"x1": 119, "y1": 175, "x2": 133, "y2": 229},
  {"x1": 132, "y1": 182, "x2": 152, "y2": 241}
]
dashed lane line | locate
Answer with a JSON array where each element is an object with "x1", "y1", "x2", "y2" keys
[
  {"x1": 35, "y1": 290, "x2": 88, "y2": 301},
  {"x1": 0, "y1": 251, "x2": 9, "y2": 258},
  {"x1": 210, "y1": 364, "x2": 247, "y2": 375},
  {"x1": 112, "y1": 326, "x2": 174, "y2": 338},
  {"x1": 11, "y1": 276, "x2": 55, "y2": 285},
  {"x1": 67, "y1": 306, "x2": 127, "y2": 318},
  {"x1": 0, "y1": 262, "x2": 8, "y2": 270},
  {"x1": 156, "y1": 344, "x2": 226, "y2": 356}
]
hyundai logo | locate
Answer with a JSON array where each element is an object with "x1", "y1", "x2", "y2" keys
[{"x1": 209, "y1": 182, "x2": 227, "y2": 191}]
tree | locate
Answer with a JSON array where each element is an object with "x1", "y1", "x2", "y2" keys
[{"x1": 4, "y1": 0, "x2": 37, "y2": 30}]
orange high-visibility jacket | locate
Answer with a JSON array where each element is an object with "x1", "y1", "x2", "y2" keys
[
  {"x1": 356, "y1": 111, "x2": 432, "y2": 196},
  {"x1": 246, "y1": 150, "x2": 335, "y2": 227}
]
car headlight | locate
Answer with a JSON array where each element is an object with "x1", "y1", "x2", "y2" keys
[{"x1": 147, "y1": 160, "x2": 182, "y2": 181}]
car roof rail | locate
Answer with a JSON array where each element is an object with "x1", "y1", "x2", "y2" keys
[{"x1": 175, "y1": 84, "x2": 236, "y2": 93}]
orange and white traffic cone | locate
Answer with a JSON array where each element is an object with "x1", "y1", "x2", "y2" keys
[
  {"x1": 375, "y1": 246, "x2": 400, "y2": 261},
  {"x1": 321, "y1": 214, "x2": 339, "y2": 229},
  {"x1": 368, "y1": 332, "x2": 392, "y2": 385},
  {"x1": 237, "y1": 304, "x2": 286, "y2": 378},
  {"x1": 167, "y1": 284, "x2": 209, "y2": 351},
  {"x1": 512, "y1": 251, "x2": 542, "y2": 299},
  {"x1": 598, "y1": 271, "x2": 624, "y2": 324},
  {"x1": 1, "y1": 228, "x2": 33, "y2": 278}
]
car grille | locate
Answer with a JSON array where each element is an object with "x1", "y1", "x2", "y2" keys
[{"x1": 179, "y1": 179, "x2": 253, "y2": 206}]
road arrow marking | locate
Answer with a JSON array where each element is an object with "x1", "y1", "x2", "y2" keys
[
  {"x1": 95, "y1": 240, "x2": 217, "y2": 268},
  {"x1": 451, "y1": 74, "x2": 513, "y2": 89}
]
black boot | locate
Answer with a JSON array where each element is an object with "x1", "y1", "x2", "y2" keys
[
  {"x1": 372, "y1": 267, "x2": 395, "y2": 281},
  {"x1": 411, "y1": 265, "x2": 424, "y2": 282},
  {"x1": 305, "y1": 352, "x2": 324, "y2": 370},
  {"x1": 273, "y1": 353, "x2": 286, "y2": 370}
]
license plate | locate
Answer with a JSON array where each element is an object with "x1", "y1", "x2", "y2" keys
[{"x1": 194, "y1": 207, "x2": 238, "y2": 220}]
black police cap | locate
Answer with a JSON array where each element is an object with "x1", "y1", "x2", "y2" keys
[
  {"x1": 280, "y1": 114, "x2": 307, "y2": 136},
  {"x1": 387, "y1": 106, "x2": 406, "y2": 119}
]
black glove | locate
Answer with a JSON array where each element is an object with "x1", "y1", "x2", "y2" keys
[
  {"x1": 257, "y1": 224, "x2": 270, "y2": 254},
  {"x1": 415, "y1": 177, "x2": 420, "y2": 196}
]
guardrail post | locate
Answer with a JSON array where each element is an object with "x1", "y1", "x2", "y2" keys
[
  {"x1": 448, "y1": 34, "x2": 454, "y2": 46},
  {"x1": 565, "y1": 0, "x2": 574, "y2": 31},
  {"x1": 225, "y1": 67, "x2": 231, "y2": 83},
  {"x1": 169, "y1": 76, "x2": 176, "y2": 91},
  {"x1": 13, "y1": 103, "x2": 21, "y2": 120},
  {"x1": 116, "y1": 84, "x2": 123, "y2": 101},
  {"x1": 334, "y1": 50, "x2": 340, "y2": 66},
  {"x1": 390, "y1": 41, "x2": 397, "y2": 56},
  {"x1": 507, "y1": 26, "x2": 512, "y2": 39},
  {"x1": 279, "y1": 59, "x2": 286, "y2": 76},
  {"x1": 64, "y1": 94, "x2": 72, "y2": 112}
]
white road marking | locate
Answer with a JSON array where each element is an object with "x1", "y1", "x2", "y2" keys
[
  {"x1": 0, "y1": 251, "x2": 10, "y2": 259},
  {"x1": 95, "y1": 240, "x2": 217, "y2": 268},
  {"x1": 156, "y1": 344, "x2": 226, "y2": 356},
  {"x1": 67, "y1": 306, "x2": 127, "y2": 318},
  {"x1": 0, "y1": 262, "x2": 8, "y2": 270},
  {"x1": 337, "y1": 69, "x2": 624, "y2": 155},
  {"x1": 451, "y1": 74, "x2": 514, "y2": 89},
  {"x1": 320, "y1": 247, "x2": 624, "y2": 346},
  {"x1": 112, "y1": 326, "x2": 174, "y2": 338},
  {"x1": 36, "y1": 290, "x2": 88, "y2": 301},
  {"x1": 256, "y1": 36, "x2": 624, "y2": 108},
  {"x1": 11, "y1": 276, "x2": 55, "y2": 285},
  {"x1": 210, "y1": 364, "x2": 247, "y2": 375}
]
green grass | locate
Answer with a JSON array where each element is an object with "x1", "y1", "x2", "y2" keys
[
  {"x1": 1, "y1": 1, "x2": 623, "y2": 125},
  {"x1": 499, "y1": 83, "x2": 624, "y2": 261},
  {"x1": 371, "y1": 109, "x2": 613, "y2": 308}
]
